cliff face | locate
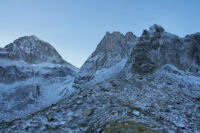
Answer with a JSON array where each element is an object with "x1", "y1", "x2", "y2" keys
[
  {"x1": 125, "y1": 24, "x2": 200, "y2": 75},
  {"x1": 74, "y1": 24, "x2": 200, "y2": 88},
  {"x1": 74, "y1": 31, "x2": 136, "y2": 87}
]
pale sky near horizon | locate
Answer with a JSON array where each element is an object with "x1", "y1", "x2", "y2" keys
[{"x1": 0, "y1": 0, "x2": 200, "y2": 68}]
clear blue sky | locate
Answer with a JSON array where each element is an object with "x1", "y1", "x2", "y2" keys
[{"x1": 0, "y1": 0, "x2": 200, "y2": 68}]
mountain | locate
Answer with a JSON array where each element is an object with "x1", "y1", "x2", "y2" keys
[
  {"x1": 1, "y1": 25, "x2": 200, "y2": 133},
  {"x1": 75, "y1": 24, "x2": 200, "y2": 88},
  {"x1": 74, "y1": 31, "x2": 136, "y2": 87},
  {"x1": 0, "y1": 36, "x2": 79, "y2": 121},
  {"x1": 125, "y1": 24, "x2": 200, "y2": 75},
  {"x1": 0, "y1": 35, "x2": 65, "y2": 64}
]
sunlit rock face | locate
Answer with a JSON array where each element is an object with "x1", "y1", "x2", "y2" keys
[{"x1": 74, "y1": 31, "x2": 137, "y2": 87}]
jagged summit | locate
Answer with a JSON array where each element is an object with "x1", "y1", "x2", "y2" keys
[
  {"x1": 13, "y1": 35, "x2": 40, "y2": 43},
  {"x1": 74, "y1": 24, "x2": 200, "y2": 87},
  {"x1": 149, "y1": 24, "x2": 165, "y2": 33},
  {"x1": 141, "y1": 24, "x2": 166, "y2": 38},
  {"x1": 0, "y1": 35, "x2": 66, "y2": 64},
  {"x1": 89, "y1": 31, "x2": 137, "y2": 61},
  {"x1": 95, "y1": 31, "x2": 126, "y2": 52},
  {"x1": 125, "y1": 32, "x2": 136, "y2": 42},
  {"x1": 95, "y1": 31, "x2": 136, "y2": 52},
  {"x1": 125, "y1": 25, "x2": 200, "y2": 75},
  {"x1": 74, "y1": 31, "x2": 136, "y2": 87}
]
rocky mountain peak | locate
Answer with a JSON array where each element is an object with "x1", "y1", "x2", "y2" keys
[
  {"x1": 13, "y1": 35, "x2": 40, "y2": 44},
  {"x1": 94, "y1": 32, "x2": 125, "y2": 52},
  {"x1": 75, "y1": 24, "x2": 200, "y2": 88},
  {"x1": 1, "y1": 35, "x2": 65, "y2": 64},
  {"x1": 142, "y1": 24, "x2": 165, "y2": 38},
  {"x1": 125, "y1": 32, "x2": 136, "y2": 42},
  {"x1": 94, "y1": 31, "x2": 136, "y2": 55},
  {"x1": 185, "y1": 32, "x2": 200, "y2": 43},
  {"x1": 149, "y1": 24, "x2": 165, "y2": 33},
  {"x1": 125, "y1": 26, "x2": 200, "y2": 75},
  {"x1": 74, "y1": 31, "x2": 137, "y2": 87}
]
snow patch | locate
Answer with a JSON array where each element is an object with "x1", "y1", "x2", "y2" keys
[{"x1": 89, "y1": 59, "x2": 127, "y2": 84}]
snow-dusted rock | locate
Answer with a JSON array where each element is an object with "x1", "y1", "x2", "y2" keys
[
  {"x1": 174, "y1": 122, "x2": 185, "y2": 129},
  {"x1": 125, "y1": 24, "x2": 200, "y2": 75},
  {"x1": 0, "y1": 36, "x2": 79, "y2": 122},
  {"x1": 82, "y1": 108, "x2": 93, "y2": 116},
  {"x1": 74, "y1": 31, "x2": 137, "y2": 87},
  {"x1": 0, "y1": 35, "x2": 66, "y2": 64},
  {"x1": 132, "y1": 110, "x2": 140, "y2": 116}
]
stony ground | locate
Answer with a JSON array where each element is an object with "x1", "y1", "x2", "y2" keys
[{"x1": 1, "y1": 65, "x2": 200, "y2": 133}]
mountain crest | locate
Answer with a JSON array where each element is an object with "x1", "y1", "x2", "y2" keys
[
  {"x1": 74, "y1": 31, "x2": 136, "y2": 87},
  {"x1": 74, "y1": 24, "x2": 200, "y2": 88},
  {"x1": 149, "y1": 24, "x2": 165, "y2": 33},
  {"x1": 0, "y1": 35, "x2": 65, "y2": 64},
  {"x1": 13, "y1": 35, "x2": 40, "y2": 43},
  {"x1": 142, "y1": 24, "x2": 165, "y2": 37}
]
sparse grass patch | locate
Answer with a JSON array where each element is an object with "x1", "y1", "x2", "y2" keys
[{"x1": 101, "y1": 121, "x2": 165, "y2": 133}]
